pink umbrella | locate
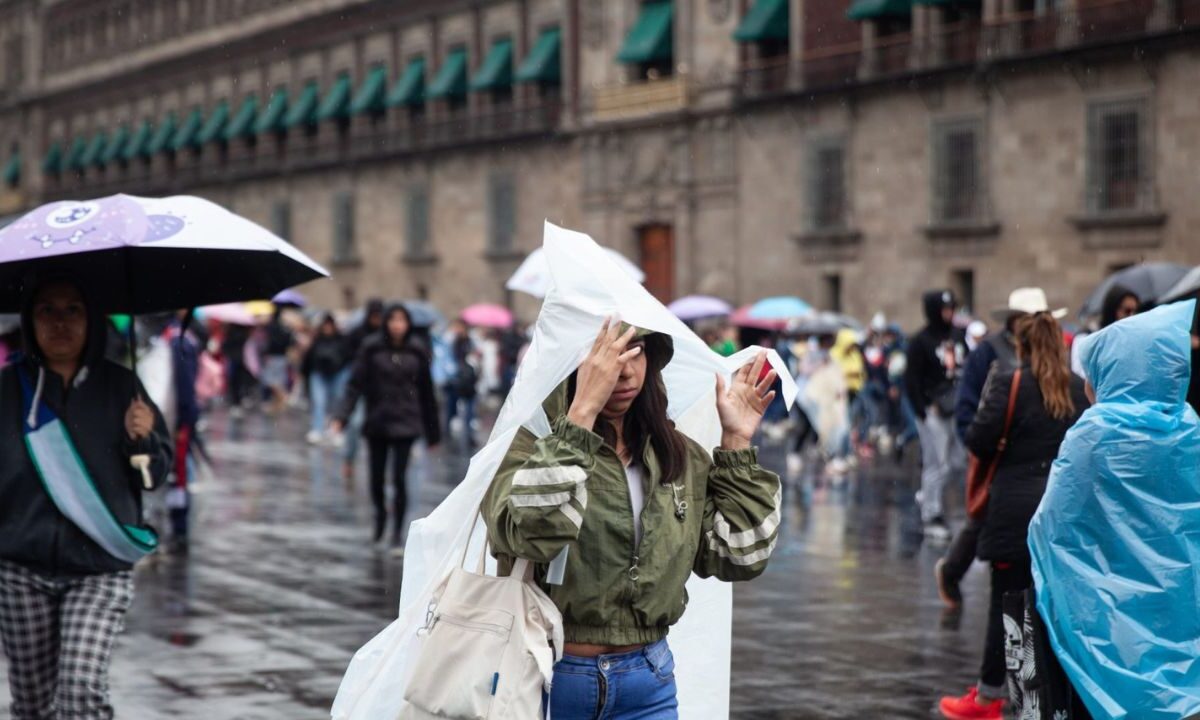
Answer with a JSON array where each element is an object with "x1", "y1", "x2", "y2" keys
[
  {"x1": 730, "y1": 304, "x2": 787, "y2": 331},
  {"x1": 461, "y1": 303, "x2": 513, "y2": 329}
]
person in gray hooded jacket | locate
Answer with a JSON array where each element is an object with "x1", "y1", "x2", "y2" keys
[{"x1": 0, "y1": 276, "x2": 171, "y2": 719}]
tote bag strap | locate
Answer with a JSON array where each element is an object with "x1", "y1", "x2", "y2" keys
[{"x1": 459, "y1": 509, "x2": 535, "y2": 580}]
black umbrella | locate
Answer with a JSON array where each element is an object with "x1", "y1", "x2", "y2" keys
[{"x1": 1079, "y1": 262, "x2": 1190, "y2": 319}]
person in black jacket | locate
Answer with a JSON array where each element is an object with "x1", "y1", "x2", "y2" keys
[
  {"x1": 339, "y1": 298, "x2": 384, "y2": 482},
  {"x1": 302, "y1": 313, "x2": 348, "y2": 445},
  {"x1": 333, "y1": 304, "x2": 440, "y2": 551},
  {"x1": 937, "y1": 311, "x2": 1088, "y2": 720},
  {"x1": 167, "y1": 311, "x2": 201, "y2": 552},
  {"x1": 904, "y1": 289, "x2": 968, "y2": 539},
  {"x1": 0, "y1": 277, "x2": 171, "y2": 719}
]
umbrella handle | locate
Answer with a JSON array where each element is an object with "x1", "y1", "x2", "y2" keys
[{"x1": 130, "y1": 454, "x2": 153, "y2": 490}]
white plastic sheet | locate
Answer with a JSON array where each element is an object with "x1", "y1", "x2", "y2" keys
[{"x1": 331, "y1": 222, "x2": 796, "y2": 720}]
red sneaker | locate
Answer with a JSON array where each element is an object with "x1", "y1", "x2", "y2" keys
[{"x1": 938, "y1": 687, "x2": 1004, "y2": 720}]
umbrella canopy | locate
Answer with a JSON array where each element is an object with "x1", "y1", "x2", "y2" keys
[
  {"x1": 506, "y1": 246, "x2": 644, "y2": 298},
  {"x1": 748, "y1": 295, "x2": 813, "y2": 320},
  {"x1": 461, "y1": 303, "x2": 513, "y2": 329},
  {"x1": 197, "y1": 303, "x2": 261, "y2": 326},
  {"x1": 789, "y1": 311, "x2": 860, "y2": 336},
  {"x1": 1159, "y1": 266, "x2": 1200, "y2": 304},
  {"x1": 730, "y1": 304, "x2": 787, "y2": 331},
  {"x1": 1079, "y1": 262, "x2": 1190, "y2": 318},
  {"x1": 405, "y1": 300, "x2": 444, "y2": 328},
  {"x1": 271, "y1": 288, "x2": 307, "y2": 308},
  {"x1": 0, "y1": 313, "x2": 19, "y2": 335},
  {"x1": 668, "y1": 295, "x2": 733, "y2": 322},
  {"x1": 0, "y1": 194, "x2": 327, "y2": 314}
]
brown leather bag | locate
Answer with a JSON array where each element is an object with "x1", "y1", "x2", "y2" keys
[{"x1": 965, "y1": 369, "x2": 1022, "y2": 520}]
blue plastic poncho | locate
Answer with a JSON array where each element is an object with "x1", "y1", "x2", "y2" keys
[{"x1": 1029, "y1": 300, "x2": 1200, "y2": 720}]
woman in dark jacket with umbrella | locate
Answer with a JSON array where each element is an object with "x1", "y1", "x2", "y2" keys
[
  {"x1": 0, "y1": 277, "x2": 171, "y2": 719},
  {"x1": 938, "y1": 312, "x2": 1089, "y2": 720},
  {"x1": 333, "y1": 304, "x2": 439, "y2": 551}
]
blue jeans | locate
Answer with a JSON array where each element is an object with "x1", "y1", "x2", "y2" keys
[
  {"x1": 550, "y1": 639, "x2": 678, "y2": 719},
  {"x1": 309, "y1": 372, "x2": 347, "y2": 434}
]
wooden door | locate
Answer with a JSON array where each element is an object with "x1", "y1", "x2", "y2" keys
[{"x1": 638, "y1": 224, "x2": 675, "y2": 302}]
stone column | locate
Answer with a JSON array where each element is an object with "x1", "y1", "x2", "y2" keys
[
  {"x1": 909, "y1": 4, "x2": 929, "y2": 69},
  {"x1": 857, "y1": 20, "x2": 878, "y2": 80},
  {"x1": 1056, "y1": 0, "x2": 1079, "y2": 47},
  {"x1": 1147, "y1": 0, "x2": 1178, "y2": 31},
  {"x1": 789, "y1": 0, "x2": 806, "y2": 90},
  {"x1": 561, "y1": 0, "x2": 579, "y2": 130}
]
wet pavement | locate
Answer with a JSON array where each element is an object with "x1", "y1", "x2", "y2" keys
[{"x1": 1, "y1": 408, "x2": 988, "y2": 719}]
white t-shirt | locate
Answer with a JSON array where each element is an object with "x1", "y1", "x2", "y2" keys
[{"x1": 626, "y1": 464, "x2": 646, "y2": 548}]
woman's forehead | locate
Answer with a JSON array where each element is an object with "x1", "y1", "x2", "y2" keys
[{"x1": 34, "y1": 282, "x2": 83, "y2": 304}]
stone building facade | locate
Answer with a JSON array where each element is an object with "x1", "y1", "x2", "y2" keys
[{"x1": 1, "y1": 0, "x2": 1198, "y2": 327}]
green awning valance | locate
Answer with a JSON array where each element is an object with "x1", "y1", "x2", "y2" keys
[
  {"x1": 349, "y1": 66, "x2": 389, "y2": 114},
  {"x1": 102, "y1": 125, "x2": 130, "y2": 164},
  {"x1": 3, "y1": 152, "x2": 19, "y2": 186},
  {"x1": 171, "y1": 108, "x2": 204, "y2": 151},
  {"x1": 733, "y1": 0, "x2": 789, "y2": 41},
  {"x1": 428, "y1": 48, "x2": 468, "y2": 99},
  {"x1": 617, "y1": 2, "x2": 674, "y2": 64},
  {"x1": 470, "y1": 39, "x2": 513, "y2": 91},
  {"x1": 283, "y1": 81, "x2": 320, "y2": 128},
  {"x1": 387, "y1": 57, "x2": 426, "y2": 106},
  {"x1": 63, "y1": 136, "x2": 88, "y2": 171},
  {"x1": 224, "y1": 95, "x2": 258, "y2": 140},
  {"x1": 123, "y1": 120, "x2": 154, "y2": 160},
  {"x1": 847, "y1": 0, "x2": 912, "y2": 20},
  {"x1": 256, "y1": 88, "x2": 288, "y2": 133},
  {"x1": 316, "y1": 74, "x2": 352, "y2": 121},
  {"x1": 146, "y1": 112, "x2": 177, "y2": 154},
  {"x1": 43, "y1": 141, "x2": 63, "y2": 174},
  {"x1": 78, "y1": 131, "x2": 108, "y2": 168},
  {"x1": 196, "y1": 100, "x2": 230, "y2": 144},
  {"x1": 516, "y1": 27, "x2": 561, "y2": 84}
]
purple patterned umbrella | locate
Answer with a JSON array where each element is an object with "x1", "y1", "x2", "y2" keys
[
  {"x1": 271, "y1": 289, "x2": 307, "y2": 308},
  {"x1": 0, "y1": 194, "x2": 327, "y2": 313}
]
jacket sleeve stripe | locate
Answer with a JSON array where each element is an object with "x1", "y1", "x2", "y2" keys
[
  {"x1": 709, "y1": 486, "x2": 782, "y2": 549},
  {"x1": 512, "y1": 465, "x2": 588, "y2": 488},
  {"x1": 559, "y1": 502, "x2": 583, "y2": 529},
  {"x1": 705, "y1": 536, "x2": 778, "y2": 566},
  {"x1": 510, "y1": 491, "x2": 573, "y2": 508}
]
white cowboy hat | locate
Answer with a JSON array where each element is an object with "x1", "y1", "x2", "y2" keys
[{"x1": 991, "y1": 287, "x2": 1069, "y2": 321}]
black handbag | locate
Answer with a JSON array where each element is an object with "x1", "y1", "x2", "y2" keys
[{"x1": 1003, "y1": 589, "x2": 1093, "y2": 719}]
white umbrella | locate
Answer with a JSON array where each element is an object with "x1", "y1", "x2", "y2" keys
[{"x1": 505, "y1": 246, "x2": 644, "y2": 298}]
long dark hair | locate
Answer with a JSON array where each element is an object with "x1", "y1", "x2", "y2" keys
[
  {"x1": 568, "y1": 333, "x2": 689, "y2": 486},
  {"x1": 382, "y1": 304, "x2": 413, "y2": 347}
]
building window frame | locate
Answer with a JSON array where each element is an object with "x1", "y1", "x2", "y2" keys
[
  {"x1": 486, "y1": 170, "x2": 519, "y2": 258},
  {"x1": 1084, "y1": 95, "x2": 1155, "y2": 216},
  {"x1": 331, "y1": 191, "x2": 359, "y2": 266},
  {"x1": 929, "y1": 115, "x2": 992, "y2": 227},
  {"x1": 806, "y1": 134, "x2": 851, "y2": 233},
  {"x1": 271, "y1": 199, "x2": 291, "y2": 243},
  {"x1": 402, "y1": 182, "x2": 436, "y2": 264}
]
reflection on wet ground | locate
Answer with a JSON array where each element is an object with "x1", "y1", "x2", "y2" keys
[{"x1": 1, "y1": 409, "x2": 987, "y2": 719}]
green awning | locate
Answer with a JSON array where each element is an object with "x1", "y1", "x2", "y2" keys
[
  {"x1": 734, "y1": 0, "x2": 789, "y2": 41},
  {"x1": 171, "y1": 108, "x2": 204, "y2": 151},
  {"x1": 256, "y1": 88, "x2": 288, "y2": 133},
  {"x1": 516, "y1": 27, "x2": 561, "y2": 83},
  {"x1": 470, "y1": 39, "x2": 513, "y2": 91},
  {"x1": 387, "y1": 57, "x2": 426, "y2": 106},
  {"x1": 78, "y1": 131, "x2": 108, "y2": 168},
  {"x1": 146, "y1": 112, "x2": 177, "y2": 154},
  {"x1": 428, "y1": 48, "x2": 468, "y2": 99},
  {"x1": 101, "y1": 125, "x2": 130, "y2": 164},
  {"x1": 3, "y1": 152, "x2": 19, "y2": 186},
  {"x1": 42, "y1": 141, "x2": 63, "y2": 173},
  {"x1": 349, "y1": 66, "x2": 388, "y2": 114},
  {"x1": 197, "y1": 100, "x2": 230, "y2": 144},
  {"x1": 63, "y1": 136, "x2": 88, "y2": 171},
  {"x1": 847, "y1": 0, "x2": 912, "y2": 20},
  {"x1": 224, "y1": 95, "x2": 258, "y2": 140},
  {"x1": 283, "y1": 81, "x2": 319, "y2": 128},
  {"x1": 316, "y1": 74, "x2": 352, "y2": 121},
  {"x1": 123, "y1": 120, "x2": 154, "y2": 160},
  {"x1": 616, "y1": 2, "x2": 674, "y2": 64}
]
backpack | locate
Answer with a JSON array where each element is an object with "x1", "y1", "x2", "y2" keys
[{"x1": 399, "y1": 531, "x2": 563, "y2": 720}]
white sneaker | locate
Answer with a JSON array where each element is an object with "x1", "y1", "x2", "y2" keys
[
  {"x1": 786, "y1": 453, "x2": 804, "y2": 477},
  {"x1": 305, "y1": 430, "x2": 322, "y2": 445}
]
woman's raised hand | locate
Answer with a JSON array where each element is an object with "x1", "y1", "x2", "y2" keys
[
  {"x1": 716, "y1": 352, "x2": 777, "y2": 450},
  {"x1": 566, "y1": 318, "x2": 642, "y2": 429}
]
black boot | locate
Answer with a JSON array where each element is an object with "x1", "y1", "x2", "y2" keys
[{"x1": 373, "y1": 511, "x2": 387, "y2": 544}]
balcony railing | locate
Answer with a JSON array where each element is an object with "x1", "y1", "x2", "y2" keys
[
  {"x1": 589, "y1": 77, "x2": 688, "y2": 121},
  {"x1": 42, "y1": 102, "x2": 562, "y2": 199}
]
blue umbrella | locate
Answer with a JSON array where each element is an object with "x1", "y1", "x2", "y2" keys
[{"x1": 748, "y1": 296, "x2": 812, "y2": 320}]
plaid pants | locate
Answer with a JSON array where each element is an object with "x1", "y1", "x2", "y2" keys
[{"x1": 0, "y1": 560, "x2": 133, "y2": 720}]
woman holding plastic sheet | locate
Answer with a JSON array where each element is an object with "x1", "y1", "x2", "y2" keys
[
  {"x1": 937, "y1": 312, "x2": 1088, "y2": 720},
  {"x1": 484, "y1": 318, "x2": 781, "y2": 719},
  {"x1": 0, "y1": 277, "x2": 172, "y2": 719}
]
